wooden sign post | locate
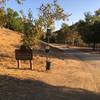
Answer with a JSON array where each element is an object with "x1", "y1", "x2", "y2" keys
[{"x1": 15, "y1": 49, "x2": 33, "y2": 70}]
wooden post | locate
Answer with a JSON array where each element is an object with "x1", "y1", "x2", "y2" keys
[
  {"x1": 17, "y1": 60, "x2": 19, "y2": 69},
  {"x1": 30, "y1": 60, "x2": 32, "y2": 70}
]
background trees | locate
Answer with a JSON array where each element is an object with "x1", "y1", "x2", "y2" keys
[
  {"x1": 0, "y1": 0, "x2": 100, "y2": 49},
  {"x1": 54, "y1": 8, "x2": 100, "y2": 49},
  {"x1": 0, "y1": 7, "x2": 6, "y2": 27},
  {"x1": 6, "y1": 8, "x2": 23, "y2": 31},
  {"x1": 38, "y1": 0, "x2": 69, "y2": 41},
  {"x1": 0, "y1": 0, "x2": 24, "y2": 5},
  {"x1": 38, "y1": 0, "x2": 68, "y2": 30},
  {"x1": 55, "y1": 23, "x2": 69, "y2": 43},
  {"x1": 76, "y1": 9, "x2": 100, "y2": 49}
]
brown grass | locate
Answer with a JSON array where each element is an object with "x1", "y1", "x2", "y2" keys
[{"x1": 0, "y1": 28, "x2": 99, "y2": 100}]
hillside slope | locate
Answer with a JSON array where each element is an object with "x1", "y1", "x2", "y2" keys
[
  {"x1": 0, "y1": 28, "x2": 21, "y2": 67},
  {"x1": 0, "y1": 28, "x2": 99, "y2": 100},
  {"x1": 0, "y1": 28, "x2": 21, "y2": 52}
]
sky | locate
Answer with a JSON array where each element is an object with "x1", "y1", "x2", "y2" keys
[{"x1": 5, "y1": 0, "x2": 100, "y2": 30}]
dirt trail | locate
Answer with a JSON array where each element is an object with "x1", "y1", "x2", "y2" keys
[{"x1": 66, "y1": 50, "x2": 100, "y2": 92}]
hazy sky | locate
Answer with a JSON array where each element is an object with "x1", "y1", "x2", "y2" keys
[{"x1": 5, "y1": 0, "x2": 100, "y2": 30}]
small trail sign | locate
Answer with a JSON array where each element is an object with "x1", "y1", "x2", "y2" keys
[{"x1": 15, "y1": 49, "x2": 33, "y2": 69}]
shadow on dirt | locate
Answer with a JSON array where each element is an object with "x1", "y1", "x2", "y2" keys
[
  {"x1": 64, "y1": 48, "x2": 100, "y2": 61},
  {"x1": 0, "y1": 75, "x2": 100, "y2": 100}
]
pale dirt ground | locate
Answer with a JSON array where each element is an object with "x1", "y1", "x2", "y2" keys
[
  {"x1": 0, "y1": 28, "x2": 100, "y2": 100},
  {"x1": 64, "y1": 49, "x2": 100, "y2": 92}
]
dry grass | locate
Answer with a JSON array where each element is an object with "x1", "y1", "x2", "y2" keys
[{"x1": 0, "y1": 28, "x2": 99, "y2": 100}]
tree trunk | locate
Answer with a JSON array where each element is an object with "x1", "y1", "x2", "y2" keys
[{"x1": 93, "y1": 40, "x2": 96, "y2": 50}]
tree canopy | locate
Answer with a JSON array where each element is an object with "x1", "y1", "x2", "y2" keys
[
  {"x1": 0, "y1": 0, "x2": 100, "y2": 49},
  {"x1": 38, "y1": 0, "x2": 69, "y2": 31}
]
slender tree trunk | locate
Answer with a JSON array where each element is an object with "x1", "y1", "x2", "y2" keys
[{"x1": 93, "y1": 40, "x2": 96, "y2": 50}]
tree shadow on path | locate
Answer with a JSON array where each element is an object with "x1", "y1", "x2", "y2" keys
[{"x1": 0, "y1": 75, "x2": 100, "y2": 100}]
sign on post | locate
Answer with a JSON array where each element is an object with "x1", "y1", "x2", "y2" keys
[{"x1": 15, "y1": 49, "x2": 33, "y2": 69}]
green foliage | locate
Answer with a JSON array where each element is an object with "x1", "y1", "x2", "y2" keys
[
  {"x1": 56, "y1": 23, "x2": 83, "y2": 45},
  {"x1": 37, "y1": 0, "x2": 69, "y2": 43},
  {"x1": 84, "y1": 12, "x2": 93, "y2": 23},
  {"x1": 0, "y1": 0, "x2": 69, "y2": 47},
  {"x1": 4, "y1": 8, "x2": 23, "y2": 32},
  {"x1": 56, "y1": 23, "x2": 69, "y2": 43},
  {"x1": 72, "y1": 9, "x2": 100, "y2": 49},
  {"x1": 75, "y1": 20, "x2": 91, "y2": 43},
  {"x1": 0, "y1": 7, "x2": 43, "y2": 48},
  {"x1": 84, "y1": 9, "x2": 100, "y2": 44},
  {"x1": 0, "y1": 7, "x2": 5, "y2": 27},
  {"x1": 92, "y1": 21, "x2": 100, "y2": 43},
  {"x1": 22, "y1": 10, "x2": 43, "y2": 48},
  {"x1": 1, "y1": 0, "x2": 99, "y2": 49},
  {"x1": 22, "y1": 10, "x2": 34, "y2": 47},
  {"x1": 0, "y1": 0, "x2": 24, "y2": 5},
  {"x1": 95, "y1": 9, "x2": 100, "y2": 16},
  {"x1": 38, "y1": 0, "x2": 69, "y2": 31},
  {"x1": 67, "y1": 28, "x2": 83, "y2": 46}
]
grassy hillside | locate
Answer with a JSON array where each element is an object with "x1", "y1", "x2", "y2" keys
[
  {"x1": 0, "y1": 28, "x2": 99, "y2": 100},
  {"x1": 0, "y1": 28, "x2": 21, "y2": 51},
  {"x1": 0, "y1": 28, "x2": 21, "y2": 67}
]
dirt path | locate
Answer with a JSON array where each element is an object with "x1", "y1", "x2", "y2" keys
[
  {"x1": 63, "y1": 47, "x2": 100, "y2": 93},
  {"x1": 0, "y1": 51, "x2": 99, "y2": 100}
]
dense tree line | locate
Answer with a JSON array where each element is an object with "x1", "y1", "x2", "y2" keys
[
  {"x1": 54, "y1": 9, "x2": 100, "y2": 49},
  {"x1": 0, "y1": 7, "x2": 23, "y2": 31},
  {"x1": 75, "y1": 9, "x2": 100, "y2": 49}
]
